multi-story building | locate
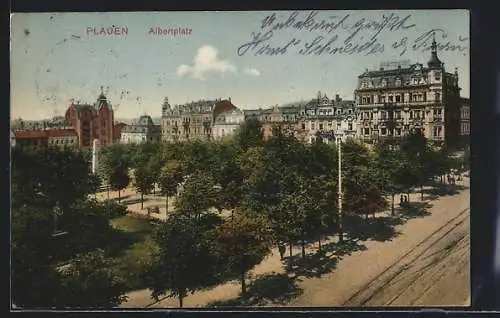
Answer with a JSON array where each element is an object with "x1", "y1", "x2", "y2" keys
[
  {"x1": 303, "y1": 92, "x2": 356, "y2": 144},
  {"x1": 212, "y1": 104, "x2": 245, "y2": 140},
  {"x1": 113, "y1": 122, "x2": 128, "y2": 144},
  {"x1": 47, "y1": 129, "x2": 79, "y2": 147},
  {"x1": 120, "y1": 115, "x2": 161, "y2": 144},
  {"x1": 13, "y1": 128, "x2": 78, "y2": 149},
  {"x1": 161, "y1": 97, "x2": 238, "y2": 142},
  {"x1": 354, "y1": 37, "x2": 462, "y2": 149},
  {"x1": 65, "y1": 90, "x2": 114, "y2": 148},
  {"x1": 459, "y1": 97, "x2": 470, "y2": 148},
  {"x1": 13, "y1": 130, "x2": 49, "y2": 148}
]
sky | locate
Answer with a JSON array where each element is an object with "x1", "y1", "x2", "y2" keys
[{"x1": 10, "y1": 10, "x2": 469, "y2": 120}]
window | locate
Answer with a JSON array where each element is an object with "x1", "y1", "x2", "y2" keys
[
  {"x1": 364, "y1": 128, "x2": 370, "y2": 135},
  {"x1": 435, "y1": 72, "x2": 441, "y2": 81},
  {"x1": 361, "y1": 81, "x2": 368, "y2": 88},
  {"x1": 381, "y1": 79, "x2": 387, "y2": 86},
  {"x1": 381, "y1": 128, "x2": 387, "y2": 135},
  {"x1": 395, "y1": 111, "x2": 401, "y2": 119},
  {"x1": 396, "y1": 128, "x2": 401, "y2": 136},
  {"x1": 388, "y1": 96, "x2": 394, "y2": 102},
  {"x1": 348, "y1": 123, "x2": 353, "y2": 130},
  {"x1": 395, "y1": 95, "x2": 401, "y2": 102},
  {"x1": 319, "y1": 123, "x2": 324, "y2": 130},
  {"x1": 380, "y1": 111, "x2": 387, "y2": 120},
  {"x1": 301, "y1": 123, "x2": 306, "y2": 130},
  {"x1": 379, "y1": 95, "x2": 385, "y2": 103},
  {"x1": 415, "y1": 111, "x2": 420, "y2": 119},
  {"x1": 413, "y1": 77, "x2": 419, "y2": 84},
  {"x1": 396, "y1": 78, "x2": 402, "y2": 86},
  {"x1": 435, "y1": 93, "x2": 441, "y2": 102},
  {"x1": 409, "y1": 111, "x2": 413, "y2": 119},
  {"x1": 311, "y1": 123, "x2": 315, "y2": 130},
  {"x1": 370, "y1": 112, "x2": 374, "y2": 120}
]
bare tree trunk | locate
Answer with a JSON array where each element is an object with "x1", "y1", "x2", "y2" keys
[
  {"x1": 289, "y1": 242, "x2": 293, "y2": 257},
  {"x1": 141, "y1": 193, "x2": 144, "y2": 210},
  {"x1": 166, "y1": 195, "x2": 169, "y2": 214},
  {"x1": 241, "y1": 272, "x2": 246, "y2": 296},
  {"x1": 420, "y1": 184, "x2": 424, "y2": 200},
  {"x1": 301, "y1": 237, "x2": 306, "y2": 259},
  {"x1": 118, "y1": 189, "x2": 121, "y2": 202},
  {"x1": 107, "y1": 186, "x2": 110, "y2": 199},
  {"x1": 178, "y1": 294, "x2": 183, "y2": 308},
  {"x1": 391, "y1": 194, "x2": 395, "y2": 216},
  {"x1": 407, "y1": 192, "x2": 411, "y2": 203},
  {"x1": 318, "y1": 238, "x2": 322, "y2": 252}
]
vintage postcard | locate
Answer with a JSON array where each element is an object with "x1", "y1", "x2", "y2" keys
[{"x1": 10, "y1": 10, "x2": 470, "y2": 309}]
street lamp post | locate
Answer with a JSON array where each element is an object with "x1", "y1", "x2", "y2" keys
[{"x1": 335, "y1": 131, "x2": 344, "y2": 243}]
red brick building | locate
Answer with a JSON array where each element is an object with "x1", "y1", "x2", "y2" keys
[{"x1": 65, "y1": 92, "x2": 114, "y2": 148}]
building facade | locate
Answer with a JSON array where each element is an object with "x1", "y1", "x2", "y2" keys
[
  {"x1": 65, "y1": 91, "x2": 114, "y2": 148},
  {"x1": 459, "y1": 97, "x2": 470, "y2": 148},
  {"x1": 120, "y1": 115, "x2": 161, "y2": 144},
  {"x1": 161, "y1": 97, "x2": 239, "y2": 142},
  {"x1": 113, "y1": 122, "x2": 128, "y2": 144},
  {"x1": 212, "y1": 106, "x2": 245, "y2": 140},
  {"x1": 47, "y1": 129, "x2": 79, "y2": 147},
  {"x1": 303, "y1": 92, "x2": 356, "y2": 144},
  {"x1": 354, "y1": 38, "x2": 462, "y2": 149},
  {"x1": 13, "y1": 128, "x2": 78, "y2": 149}
]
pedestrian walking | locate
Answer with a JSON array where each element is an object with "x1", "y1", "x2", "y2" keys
[
  {"x1": 400, "y1": 194, "x2": 404, "y2": 205},
  {"x1": 278, "y1": 241, "x2": 286, "y2": 260}
]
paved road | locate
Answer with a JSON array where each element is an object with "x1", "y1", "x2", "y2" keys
[
  {"x1": 121, "y1": 177, "x2": 470, "y2": 308},
  {"x1": 342, "y1": 208, "x2": 469, "y2": 307}
]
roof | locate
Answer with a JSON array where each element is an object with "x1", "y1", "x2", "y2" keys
[
  {"x1": 14, "y1": 130, "x2": 48, "y2": 139},
  {"x1": 213, "y1": 100, "x2": 238, "y2": 117},
  {"x1": 14, "y1": 129, "x2": 78, "y2": 139},
  {"x1": 46, "y1": 129, "x2": 78, "y2": 138}
]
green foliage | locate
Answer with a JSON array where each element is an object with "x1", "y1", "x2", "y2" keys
[
  {"x1": 101, "y1": 200, "x2": 128, "y2": 219},
  {"x1": 12, "y1": 146, "x2": 96, "y2": 210},
  {"x1": 209, "y1": 210, "x2": 273, "y2": 293},
  {"x1": 236, "y1": 118, "x2": 264, "y2": 151},
  {"x1": 99, "y1": 144, "x2": 131, "y2": 194},
  {"x1": 158, "y1": 160, "x2": 184, "y2": 198},
  {"x1": 175, "y1": 171, "x2": 218, "y2": 218},
  {"x1": 55, "y1": 249, "x2": 128, "y2": 308},
  {"x1": 11, "y1": 146, "x2": 129, "y2": 309},
  {"x1": 145, "y1": 213, "x2": 224, "y2": 306}
]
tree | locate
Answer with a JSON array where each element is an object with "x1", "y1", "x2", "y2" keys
[
  {"x1": 145, "y1": 213, "x2": 224, "y2": 308},
  {"x1": 210, "y1": 210, "x2": 273, "y2": 295},
  {"x1": 157, "y1": 160, "x2": 184, "y2": 214},
  {"x1": 55, "y1": 249, "x2": 128, "y2": 309},
  {"x1": 373, "y1": 142, "x2": 406, "y2": 215},
  {"x1": 100, "y1": 145, "x2": 130, "y2": 201},
  {"x1": 133, "y1": 165, "x2": 155, "y2": 210},
  {"x1": 235, "y1": 118, "x2": 264, "y2": 151},
  {"x1": 175, "y1": 171, "x2": 218, "y2": 220}
]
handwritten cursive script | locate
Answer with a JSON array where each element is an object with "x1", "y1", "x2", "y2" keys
[{"x1": 237, "y1": 11, "x2": 469, "y2": 58}]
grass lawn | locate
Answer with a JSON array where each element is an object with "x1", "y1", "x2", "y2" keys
[{"x1": 109, "y1": 215, "x2": 159, "y2": 292}]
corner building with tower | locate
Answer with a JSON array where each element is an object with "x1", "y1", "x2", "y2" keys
[{"x1": 353, "y1": 37, "x2": 462, "y2": 150}]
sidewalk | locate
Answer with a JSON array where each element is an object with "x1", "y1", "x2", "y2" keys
[{"x1": 120, "y1": 176, "x2": 469, "y2": 308}]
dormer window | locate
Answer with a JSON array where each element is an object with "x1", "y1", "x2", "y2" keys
[
  {"x1": 412, "y1": 77, "x2": 419, "y2": 84},
  {"x1": 395, "y1": 78, "x2": 402, "y2": 86},
  {"x1": 361, "y1": 81, "x2": 368, "y2": 88},
  {"x1": 434, "y1": 71, "x2": 441, "y2": 81},
  {"x1": 381, "y1": 79, "x2": 387, "y2": 86}
]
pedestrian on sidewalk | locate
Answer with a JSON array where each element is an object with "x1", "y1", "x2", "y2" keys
[
  {"x1": 400, "y1": 194, "x2": 404, "y2": 205},
  {"x1": 278, "y1": 241, "x2": 286, "y2": 260}
]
